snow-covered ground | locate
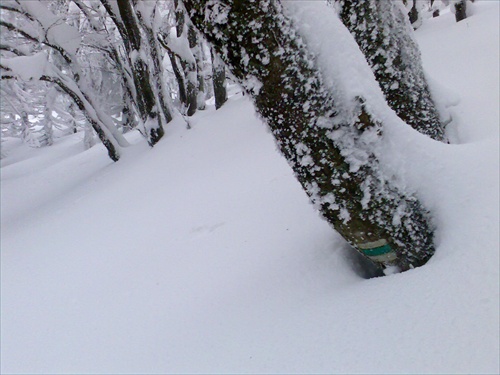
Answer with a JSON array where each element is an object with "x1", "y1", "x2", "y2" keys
[{"x1": 1, "y1": 2, "x2": 498, "y2": 374}]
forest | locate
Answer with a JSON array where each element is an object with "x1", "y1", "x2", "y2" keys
[{"x1": 1, "y1": 0, "x2": 498, "y2": 373}]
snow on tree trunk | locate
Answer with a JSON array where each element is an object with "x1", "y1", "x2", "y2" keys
[
  {"x1": 188, "y1": 25, "x2": 206, "y2": 110},
  {"x1": 211, "y1": 49, "x2": 227, "y2": 110},
  {"x1": 41, "y1": 106, "x2": 54, "y2": 147},
  {"x1": 173, "y1": 0, "x2": 199, "y2": 116},
  {"x1": 68, "y1": 102, "x2": 78, "y2": 134},
  {"x1": 408, "y1": 0, "x2": 421, "y2": 28},
  {"x1": 183, "y1": 0, "x2": 436, "y2": 271},
  {"x1": 165, "y1": 49, "x2": 188, "y2": 107},
  {"x1": 121, "y1": 92, "x2": 138, "y2": 133},
  {"x1": 40, "y1": 87, "x2": 57, "y2": 147},
  {"x1": 20, "y1": 111, "x2": 38, "y2": 147},
  {"x1": 83, "y1": 123, "x2": 97, "y2": 150},
  {"x1": 337, "y1": 0, "x2": 446, "y2": 142},
  {"x1": 101, "y1": 0, "x2": 165, "y2": 146},
  {"x1": 39, "y1": 74, "x2": 122, "y2": 161},
  {"x1": 183, "y1": 59, "x2": 198, "y2": 116},
  {"x1": 135, "y1": 3, "x2": 173, "y2": 125}
]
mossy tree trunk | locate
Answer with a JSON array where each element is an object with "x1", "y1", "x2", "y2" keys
[{"x1": 183, "y1": 0, "x2": 435, "y2": 271}]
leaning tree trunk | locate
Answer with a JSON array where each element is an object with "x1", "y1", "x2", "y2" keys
[
  {"x1": 100, "y1": 0, "x2": 164, "y2": 146},
  {"x1": 40, "y1": 75, "x2": 121, "y2": 161},
  {"x1": 183, "y1": 0, "x2": 435, "y2": 271},
  {"x1": 166, "y1": 49, "x2": 188, "y2": 107},
  {"x1": 337, "y1": 0, "x2": 446, "y2": 142},
  {"x1": 135, "y1": 5, "x2": 173, "y2": 124}
]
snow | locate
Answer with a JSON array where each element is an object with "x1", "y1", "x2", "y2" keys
[
  {"x1": 418, "y1": 0, "x2": 499, "y2": 143},
  {"x1": 47, "y1": 22, "x2": 81, "y2": 56},
  {"x1": 1, "y1": 2, "x2": 499, "y2": 374},
  {"x1": 166, "y1": 31, "x2": 196, "y2": 65},
  {"x1": 1, "y1": 52, "x2": 48, "y2": 81},
  {"x1": 284, "y1": 1, "x2": 386, "y2": 120},
  {"x1": 21, "y1": 0, "x2": 81, "y2": 56}
]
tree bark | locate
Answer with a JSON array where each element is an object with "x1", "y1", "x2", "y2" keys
[
  {"x1": 183, "y1": 0, "x2": 435, "y2": 271},
  {"x1": 211, "y1": 49, "x2": 227, "y2": 110},
  {"x1": 40, "y1": 75, "x2": 120, "y2": 161},
  {"x1": 408, "y1": 0, "x2": 420, "y2": 26},
  {"x1": 455, "y1": 0, "x2": 467, "y2": 22},
  {"x1": 167, "y1": 49, "x2": 188, "y2": 107},
  {"x1": 188, "y1": 24, "x2": 206, "y2": 110},
  {"x1": 174, "y1": 0, "x2": 198, "y2": 116},
  {"x1": 338, "y1": 0, "x2": 446, "y2": 142},
  {"x1": 136, "y1": 5, "x2": 173, "y2": 124},
  {"x1": 183, "y1": 59, "x2": 198, "y2": 116},
  {"x1": 101, "y1": 0, "x2": 164, "y2": 146}
]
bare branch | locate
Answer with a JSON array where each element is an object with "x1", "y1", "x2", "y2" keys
[
  {"x1": 157, "y1": 32, "x2": 184, "y2": 62},
  {"x1": 0, "y1": 63, "x2": 12, "y2": 72},
  {"x1": 0, "y1": 44, "x2": 24, "y2": 56},
  {"x1": 0, "y1": 20, "x2": 40, "y2": 44},
  {"x1": 71, "y1": 0, "x2": 102, "y2": 32},
  {"x1": 0, "y1": 62, "x2": 15, "y2": 80}
]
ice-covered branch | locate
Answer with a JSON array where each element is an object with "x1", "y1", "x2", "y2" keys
[
  {"x1": 0, "y1": 3, "x2": 39, "y2": 24},
  {"x1": 0, "y1": 19, "x2": 74, "y2": 66}
]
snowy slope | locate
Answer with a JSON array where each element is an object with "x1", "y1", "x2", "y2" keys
[{"x1": 1, "y1": 2, "x2": 499, "y2": 374}]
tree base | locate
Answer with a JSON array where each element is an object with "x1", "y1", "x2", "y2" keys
[{"x1": 342, "y1": 243, "x2": 385, "y2": 279}]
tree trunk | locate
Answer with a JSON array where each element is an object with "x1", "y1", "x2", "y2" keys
[
  {"x1": 167, "y1": 50, "x2": 188, "y2": 107},
  {"x1": 338, "y1": 0, "x2": 446, "y2": 142},
  {"x1": 188, "y1": 24, "x2": 206, "y2": 110},
  {"x1": 40, "y1": 75, "x2": 120, "y2": 161},
  {"x1": 136, "y1": 6, "x2": 173, "y2": 124},
  {"x1": 174, "y1": 1, "x2": 199, "y2": 116},
  {"x1": 183, "y1": 0, "x2": 435, "y2": 271},
  {"x1": 455, "y1": 0, "x2": 467, "y2": 22},
  {"x1": 101, "y1": 0, "x2": 164, "y2": 146},
  {"x1": 69, "y1": 102, "x2": 78, "y2": 134},
  {"x1": 408, "y1": 0, "x2": 420, "y2": 27},
  {"x1": 182, "y1": 60, "x2": 199, "y2": 116},
  {"x1": 211, "y1": 49, "x2": 227, "y2": 110},
  {"x1": 20, "y1": 111, "x2": 34, "y2": 145},
  {"x1": 42, "y1": 105, "x2": 54, "y2": 146}
]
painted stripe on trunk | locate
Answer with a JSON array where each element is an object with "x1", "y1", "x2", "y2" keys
[{"x1": 360, "y1": 244, "x2": 393, "y2": 257}]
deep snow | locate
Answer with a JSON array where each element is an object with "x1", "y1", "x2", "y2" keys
[{"x1": 1, "y1": 2, "x2": 499, "y2": 374}]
